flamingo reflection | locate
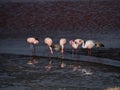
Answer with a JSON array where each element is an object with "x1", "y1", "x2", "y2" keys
[
  {"x1": 70, "y1": 64, "x2": 81, "y2": 72},
  {"x1": 82, "y1": 67, "x2": 92, "y2": 75},
  {"x1": 45, "y1": 59, "x2": 52, "y2": 71},
  {"x1": 27, "y1": 56, "x2": 38, "y2": 65},
  {"x1": 60, "y1": 60, "x2": 66, "y2": 68},
  {"x1": 44, "y1": 37, "x2": 53, "y2": 56}
]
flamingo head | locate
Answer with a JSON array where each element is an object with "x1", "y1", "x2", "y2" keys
[
  {"x1": 44, "y1": 37, "x2": 53, "y2": 46},
  {"x1": 59, "y1": 38, "x2": 67, "y2": 46},
  {"x1": 33, "y1": 40, "x2": 39, "y2": 44},
  {"x1": 74, "y1": 39, "x2": 83, "y2": 45},
  {"x1": 27, "y1": 37, "x2": 36, "y2": 44}
]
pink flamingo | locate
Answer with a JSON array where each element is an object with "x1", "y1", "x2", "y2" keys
[
  {"x1": 59, "y1": 38, "x2": 67, "y2": 68},
  {"x1": 69, "y1": 39, "x2": 83, "y2": 71},
  {"x1": 59, "y1": 38, "x2": 67, "y2": 57},
  {"x1": 27, "y1": 37, "x2": 39, "y2": 53},
  {"x1": 81, "y1": 40, "x2": 104, "y2": 56},
  {"x1": 44, "y1": 37, "x2": 53, "y2": 55},
  {"x1": 69, "y1": 40, "x2": 79, "y2": 57},
  {"x1": 74, "y1": 38, "x2": 83, "y2": 54}
]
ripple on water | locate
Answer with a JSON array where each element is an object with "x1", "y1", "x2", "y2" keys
[{"x1": 0, "y1": 54, "x2": 120, "y2": 90}]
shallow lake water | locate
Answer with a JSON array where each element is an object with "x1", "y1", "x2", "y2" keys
[{"x1": 0, "y1": 54, "x2": 120, "y2": 90}]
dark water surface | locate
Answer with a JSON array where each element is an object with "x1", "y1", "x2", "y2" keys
[{"x1": 0, "y1": 54, "x2": 120, "y2": 90}]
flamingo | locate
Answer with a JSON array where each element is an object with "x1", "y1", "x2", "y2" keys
[
  {"x1": 55, "y1": 38, "x2": 67, "y2": 68},
  {"x1": 69, "y1": 40, "x2": 79, "y2": 57},
  {"x1": 44, "y1": 37, "x2": 53, "y2": 55},
  {"x1": 27, "y1": 37, "x2": 39, "y2": 54},
  {"x1": 74, "y1": 38, "x2": 83, "y2": 55},
  {"x1": 59, "y1": 38, "x2": 67, "y2": 57},
  {"x1": 69, "y1": 40, "x2": 80, "y2": 71},
  {"x1": 49, "y1": 38, "x2": 66, "y2": 58},
  {"x1": 69, "y1": 38, "x2": 82, "y2": 71},
  {"x1": 81, "y1": 40, "x2": 104, "y2": 56}
]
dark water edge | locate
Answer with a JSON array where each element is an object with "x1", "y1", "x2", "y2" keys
[{"x1": 0, "y1": 54, "x2": 120, "y2": 90}]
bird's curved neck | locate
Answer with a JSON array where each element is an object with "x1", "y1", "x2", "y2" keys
[
  {"x1": 82, "y1": 40, "x2": 85, "y2": 48},
  {"x1": 49, "y1": 46, "x2": 53, "y2": 54}
]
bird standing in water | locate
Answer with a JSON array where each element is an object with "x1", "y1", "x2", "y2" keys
[
  {"x1": 44, "y1": 37, "x2": 53, "y2": 56},
  {"x1": 81, "y1": 40, "x2": 104, "y2": 56},
  {"x1": 74, "y1": 38, "x2": 83, "y2": 55},
  {"x1": 59, "y1": 38, "x2": 67, "y2": 57},
  {"x1": 27, "y1": 37, "x2": 39, "y2": 54},
  {"x1": 69, "y1": 40, "x2": 79, "y2": 58},
  {"x1": 69, "y1": 39, "x2": 83, "y2": 71},
  {"x1": 59, "y1": 38, "x2": 67, "y2": 68}
]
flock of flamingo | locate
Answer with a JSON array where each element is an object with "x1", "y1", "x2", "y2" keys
[
  {"x1": 26, "y1": 37, "x2": 104, "y2": 72},
  {"x1": 27, "y1": 37, "x2": 104, "y2": 57}
]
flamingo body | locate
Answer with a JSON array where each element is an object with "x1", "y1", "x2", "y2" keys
[
  {"x1": 44, "y1": 37, "x2": 52, "y2": 47},
  {"x1": 69, "y1": 40, "x2": 79, "y2": 49},
  {"x1": 27, "y1": 37, "x2": 36, "y2": 44},
  {"x1": 44, "y1": 37, "x2": 53, "y2": 54},
  {"x1": 82, "y1": 40, "x2": 104, "y2": 56},
  {"x1": 82, "y1": 40, "x2": 95, "y2": 49},
  {"x1": 59, "y1": 38, "x2": 67, "y2": 53},
  {"x1": 74, "y1": 39, "x2": 83, "y2": 45},
  {"x1": 27, "y1": 37, "x2": 39, "y2": 54}
]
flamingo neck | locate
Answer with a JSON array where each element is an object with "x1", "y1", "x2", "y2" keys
[
  {"x1": 61, "y1": 45, "x2": 64, "y2": 53},
  {"x1": 49, "y1": 47, "x2": 53, "y2": 54},
  {"x1": 82, "y1": 40, "x2": 85, "y2": 48}
]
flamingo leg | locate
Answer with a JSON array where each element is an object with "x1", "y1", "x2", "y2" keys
[
  {"x1": 72, "y1": 49, "x2": 74, "y2": 59},
  {"x1": 90, "y1": 49, "x2": 91, "y2": 56},
  {"x1": 30, "y1": 44, "x2": 35, "y2": 54},
  {"x1": 88, "y1": 49, "x2": 91, "y2": 56},
  {"x1": 49, "y1": 47, "x2": 53, "y2": 57},
  {"x1": 77, "y1": 49, "x2": 80, "y2": 58},
  {"x1": 87, "y1": 48, "x2": 90, "y2": 56},
  {"x1": 61, "y1": 52, "x2": 64, "y2": 59},
  {"x1": 76, "y1": 48, "x2": 80, "y2": 59},
  {"x1": 61, "y1": 49, "x2": 64, "y2": 59},
  {"x1": 71, "y1": 49, "x2": 76, "y2": 67}
]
